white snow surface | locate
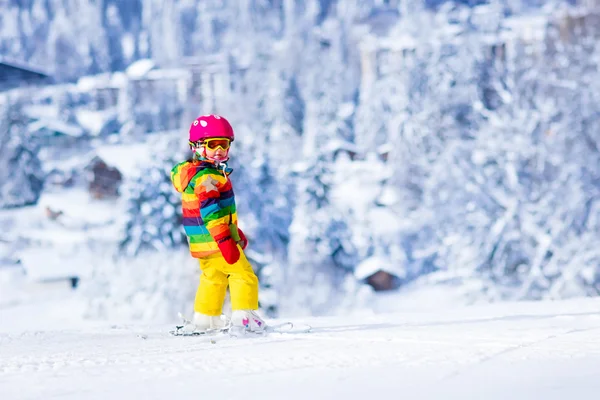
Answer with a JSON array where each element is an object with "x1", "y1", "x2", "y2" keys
[{"x1": 1, "y1": 297, "x2": 600, "y2": 400}]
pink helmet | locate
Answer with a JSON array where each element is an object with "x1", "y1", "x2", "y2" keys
[{"x1": 189, "y1": 114, "x2": 235, "y2": 143}]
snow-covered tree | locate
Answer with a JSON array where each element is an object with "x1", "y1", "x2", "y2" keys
[
  {"x1": 0, "y1": 100, "x2": 44, "y2": 209},
  {"x1": 284, "y1": 147, "x2": 361, "y2": 315},
  {"x1": 415, "y1": 6, "x2": 600, "y2": 300},
  {"x1": 119, "y1": 156, "x2": 186, "y2": 256}
]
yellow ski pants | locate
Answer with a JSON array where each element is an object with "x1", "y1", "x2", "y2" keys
[{"x1": 194, "y1": 245, "x2": 259, "y2": 316}]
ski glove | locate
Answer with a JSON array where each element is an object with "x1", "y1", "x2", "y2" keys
[
  {"x1": 237, "y1": 228, "x2": 248, "y2": 250},
  {"x1": 217, "y1": 235, "x2": 240, "y2": 264}
]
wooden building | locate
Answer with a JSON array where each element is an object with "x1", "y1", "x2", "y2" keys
[{"x1": 0, "y1": 57, "x2": 52, "y2": 92}]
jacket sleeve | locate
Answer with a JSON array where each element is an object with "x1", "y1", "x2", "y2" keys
[{"x1": 190, "y1": 172, "x2": 232, "y2": 241}]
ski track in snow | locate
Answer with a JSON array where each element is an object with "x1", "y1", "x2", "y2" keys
[{"x1": 1, "y1": 299, "x2": 600, "y2": 399}]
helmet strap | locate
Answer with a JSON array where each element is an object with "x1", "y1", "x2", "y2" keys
[{"x1": 207, "y1": 154, "x2": 230, "y2": 163}]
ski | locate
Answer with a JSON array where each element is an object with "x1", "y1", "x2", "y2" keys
[
  {"x1": 169, "y1": 312, "x2": 230, "y2": 337},
  {"x1": 169, "y1": 321, "x2": 311, "y2": 337},
  {"x1": 265, "y1": 322, "x2": 312, "y2": 334},
  {"x1": 169, "y1": 325, "x2": 229, "y2": 337},
  {"x1": 170, "y1": 312, "x2": 311, "y2": 337}
]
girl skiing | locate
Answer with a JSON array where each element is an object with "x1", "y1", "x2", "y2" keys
[{"x1": 170, "y1": 114, "x2": 265, "y2": 332}]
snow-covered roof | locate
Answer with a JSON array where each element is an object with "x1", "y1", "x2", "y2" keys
[
  {"x1": 28, "y1": 119, "x2": 85, "y2": 138},
  {"x1": 22, "y1": 104, "x2": 60, "y2": 120},
  {"x1": 0, "y1": 58, "x2": 52, "y2": 92},
  {"x1": 323, "y1": 138, "x2": 360, "y2": 155},
  {"x1": 77, "y1": 73, "x2": 112, "y2": 91},
  {"x1": 143, "y1": 68, "x2": 189, "y2": 81},
  {"x1": 377, "y1": 143, "x2": 393, "y2": 154},
  {"x1": 76, "y1": 109, "x2": 117, "y2": 136},
  {"x1": 126, "y1": 59, "x2": 156, "y2": 78},
  {"x1": 77, "y1": 72, "x2": 128, "y2": 91},
  {"x1": 93, "y1": 141, "x2": 166, "y2": 179},
  {"x1": 354, "y1": 256, "x2": 406, "y2": 280},
  {"x1": 111, "y1": 72, "x2": 128, "y2": 87},
  {"x1": 0, "y1": 56, "x2": 51, "y2": 77}
]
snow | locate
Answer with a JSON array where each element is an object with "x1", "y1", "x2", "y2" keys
[
  {"x1": 18, "y1": 247, "x2": 91, "y2": 282},
  {"x1": 125, "y1": 59, "x2": 156, "y2": 78},
  {"x1": 1, "y1": 297, "x2": 599, "y2": 399},
  {"x1": 93, "y1": 137, "x2": 176, "y2": 178},
  {"x1": 77, "y1": 72, "x2": 128, "y2": 92},
  {"x1": 0, "y1": 185, "x2": 126, "y2": 285},
  {"x1": 337, "y1": 102, "x2": 355, "y2": 119},
  {"x1": 2, "y1": 4, "x2": 600, "y2": 397},
  {"x1": 144, "y1": 68, "x2": 189, "y2": 81},
  {"x1": 27, "y1": 119, "x2": 85, "y2": 138},
  {"x1": 379, "y1": 34, "x2": 418, "y2": 50},
  {"x1": 76, "y1": 109, "x2": 116, "y2": 136},
  {"x1": 32, "y1": 189, "x2": 122, "y2": 232},
  {"x1": 354, "y1": 255, "x2": 405, "y2": 280},
  {"x1": 22, "y1": 104, "x2": 60, "y2": 120},
  {"x1": 77, "y1": 73, "x2": 113, "y2": 91}
]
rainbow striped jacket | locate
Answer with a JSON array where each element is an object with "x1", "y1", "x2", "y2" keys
[{"x1": 170, "y1": 159, "x2": 240, "y2": 258}]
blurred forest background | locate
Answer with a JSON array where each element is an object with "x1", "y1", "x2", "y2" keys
[{"x1": 1, "y1": 0, "x2": 600, "y2": 320}]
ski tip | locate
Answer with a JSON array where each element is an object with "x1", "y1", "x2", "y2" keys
[{"x1": 265, "y1": 322, "x2": 311, "y2": 334}]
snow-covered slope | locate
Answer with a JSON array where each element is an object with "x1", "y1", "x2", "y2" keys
[{"x1": 1, "y1": 297, "x2": 600, "y2": 400}]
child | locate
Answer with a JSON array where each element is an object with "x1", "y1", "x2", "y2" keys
[{"x1": 170, "y1": 114, "x2": 266, "y2": 332}]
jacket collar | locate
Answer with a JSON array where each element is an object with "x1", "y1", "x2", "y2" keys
[{"x1": 195, "y1": 157, "x2": 233, "y2": 176}]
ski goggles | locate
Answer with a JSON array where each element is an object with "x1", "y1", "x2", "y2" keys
[
  {"x1": 203, "y1": 138, "x2": 231, "y2": 151},
  {"x1": 189, "y1": 138, "x2": 231, "y2": 151}
]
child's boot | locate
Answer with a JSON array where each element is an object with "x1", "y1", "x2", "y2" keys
[
  {"x1": 231, "y1": 309, "x2": 266, "y2": 332},
  {"x1": 185, "y1": 312, "x2": 226, "y2": 332}
]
